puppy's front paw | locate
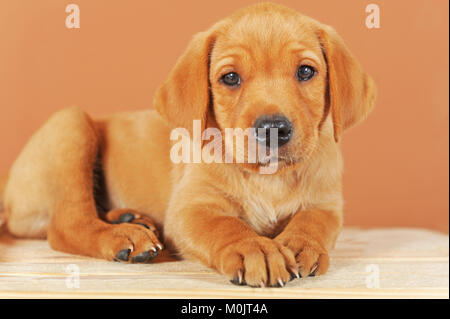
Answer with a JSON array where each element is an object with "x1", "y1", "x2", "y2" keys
[
  {"x1": 275, "y1": 234, "x2": 329, "y2": 278},
  {"x1": 216, "y1": 237, "x2": 298, "y2": 287}
]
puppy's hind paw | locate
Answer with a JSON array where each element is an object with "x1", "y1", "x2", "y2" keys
[{"x1": 100, "y1": 209, "x2": 163, "y2": 263}]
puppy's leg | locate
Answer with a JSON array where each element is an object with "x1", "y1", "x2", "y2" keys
[
  {"x1": 50, "y1": 207, "x2": 162, "y2": 263},
  {"x1": 165, "y1": 185, "x2": 298, "y2": 287},
  {"x1": 275, "y1": 209, "x2": 342, "y2": 277},
  {"x1": 5, "y1": 107, "x2": 161, "y2": 262}
]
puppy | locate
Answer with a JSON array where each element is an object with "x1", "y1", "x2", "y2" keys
[{"x1": 0, "y1": 3, "x2": 375, "y2": 287}]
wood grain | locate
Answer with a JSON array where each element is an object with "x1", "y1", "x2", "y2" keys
[{"x1": 0, "y1": 228, "x2": 448, "y2": 299}]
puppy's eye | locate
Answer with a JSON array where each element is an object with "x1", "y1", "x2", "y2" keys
[
  {"x1": 297, "y1": 65, "x2": 316, "y2": 82},
  {"x1": 221, "y1": 72, "x2": 241, "y2": 87}
]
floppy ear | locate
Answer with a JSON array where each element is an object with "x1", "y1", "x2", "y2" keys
[
  {"x1": 316, "y1": 25, "x2": 376, "y2": 142},
  {"x1": 154, "y1": 30, "x2": 216, "y2": 136}
]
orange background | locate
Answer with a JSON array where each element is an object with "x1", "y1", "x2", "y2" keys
[{"x1": 0, "y1": 1, "x2": 448, "y2": 232}]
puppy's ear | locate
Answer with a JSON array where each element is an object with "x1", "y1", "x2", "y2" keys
[
  {"x1": 316, "y1": 26, "x2": 376, "y2": 142},
  {"x1": 154, "y1": 29, "x2": 217, "y2": 136}
]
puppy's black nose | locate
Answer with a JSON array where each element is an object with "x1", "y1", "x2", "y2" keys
[{"x1": 254, "y1": 115, "x2": 293, "y2": 148}]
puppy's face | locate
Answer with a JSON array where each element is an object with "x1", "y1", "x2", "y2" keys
[
  {"x1": 155, "y1": 3, "x2": 376, "y2": 172},
  {"x1": 209, "y1": 12, "x2": 328, "y2": 167}
]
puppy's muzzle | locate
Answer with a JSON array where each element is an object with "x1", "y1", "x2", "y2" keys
[{"x1": 254, "y1": 115, "x2": 293, "y2": 148}]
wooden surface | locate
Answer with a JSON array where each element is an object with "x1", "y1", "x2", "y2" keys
[{"x1": 0, "y1": 228, "x2": 448, "y2": 299}]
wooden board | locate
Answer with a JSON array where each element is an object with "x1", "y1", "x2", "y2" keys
[{"x1": 0, "y1": 228, "x2": 448, "y2": 299}]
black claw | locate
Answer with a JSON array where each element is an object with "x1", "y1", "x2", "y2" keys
[
  {"x1": 132, "y1": 251, "x2": 150, "y2": 263},
  {"x1": 230, "y1": 278, "x2": 245, "y2": 286},
  {"x1": 115, "y1": 249, "x2": 131, "y2": 261},
  {"x1": 119, "y1": 213, "x2": 135, "y2": 223},
  {"x1": 230, "y1": 278, "x2": 240, "y2": 286},
  {"x1": 271, "y1": 280, "x2": 286, "y2": 288},
  {"x1": 290, "y1": 272, "x2": 297, "y2": 281},
  {"x1": 309, "y1": 269, "x2": 317, "y2": 277},
  {"x1": 136, "y1": 222, "x2": 150, "y2": 230}
]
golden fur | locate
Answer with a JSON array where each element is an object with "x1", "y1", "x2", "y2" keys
[{"x1": 0, "y1": 3, "x2": 375, "y2": 287}]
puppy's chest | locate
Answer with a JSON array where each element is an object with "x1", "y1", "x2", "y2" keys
[{"x1": 236, "y1": 175, "x2": 304, "y2": 237}]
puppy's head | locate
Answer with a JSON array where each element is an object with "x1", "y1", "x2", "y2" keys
[{"x1": 155, "y1": 3, "x2": 376, "y2": 171}]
